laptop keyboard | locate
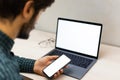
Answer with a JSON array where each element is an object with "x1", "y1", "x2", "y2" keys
[{"x1": 48, "y1": 50, "x2": 93, "y2": 68}]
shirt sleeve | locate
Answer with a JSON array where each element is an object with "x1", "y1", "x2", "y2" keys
[
  {"x1": 0, "y1": 67, "x2": 5, "y2": 80},
  {"x1": 14, "y1": 56, "x2": 36, "y2": 73}
]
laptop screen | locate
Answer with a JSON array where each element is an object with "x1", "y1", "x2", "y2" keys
[{"x1": 56, "y1": 18, "x2": 102, "y2": 57}]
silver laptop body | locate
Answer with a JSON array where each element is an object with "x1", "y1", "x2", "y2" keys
[{"x1": 46, "y1": 18, "x2": 102, "y2": 79}]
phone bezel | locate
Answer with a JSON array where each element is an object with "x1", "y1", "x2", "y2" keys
[{"x1": 42, "y1": 55, "x2": 71, "y2": 78}]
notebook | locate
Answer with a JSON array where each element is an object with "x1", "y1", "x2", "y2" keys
[{"x1": 46, "y1": 18, "x2": 102, "y2": 79}]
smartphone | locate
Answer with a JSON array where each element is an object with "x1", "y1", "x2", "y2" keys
[{"x1": 43, "y1": 54, "x2": 71, "y2": 78}]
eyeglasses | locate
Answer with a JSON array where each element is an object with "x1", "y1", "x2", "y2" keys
[{"x1": 38, "y1": 38, "x2": 55, "y2": 48}]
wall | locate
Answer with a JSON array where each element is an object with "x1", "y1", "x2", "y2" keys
[{"x1": 35, "y1": 0, "x2": 120, "y2": 47}]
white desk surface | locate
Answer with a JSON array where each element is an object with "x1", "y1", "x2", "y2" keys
[{"x1": 12, "y1": 29, "x2": 120, "y2": 80}]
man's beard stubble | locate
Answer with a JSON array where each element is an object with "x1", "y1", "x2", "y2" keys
[{"x1": 17, "y1": 16, "x2": 36, "y2": 39}]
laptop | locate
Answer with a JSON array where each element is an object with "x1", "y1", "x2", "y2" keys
[{"x1": 45, "y1": 18, "x2": 103, "y2": 79}]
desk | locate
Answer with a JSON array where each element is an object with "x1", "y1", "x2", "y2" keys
[{"x1": 12, "y1": 29, "x2": 120, "y2": 80}]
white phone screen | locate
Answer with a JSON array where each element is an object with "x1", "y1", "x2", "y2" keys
[{"x1": 43, "y1": 55, "x2": 71, "y2": 78}]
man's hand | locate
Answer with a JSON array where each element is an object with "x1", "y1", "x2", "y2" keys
[{"x1": 33, "y1": 56, "x2": 64, "y2": 79}]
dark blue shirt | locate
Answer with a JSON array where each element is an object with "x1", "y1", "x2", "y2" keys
[{"x1": 0, "y1": 31, "x2": 35, "y2": 80}]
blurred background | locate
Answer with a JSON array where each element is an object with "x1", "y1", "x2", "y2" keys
[{"x1": 35, "y1": 0, "x2": 120, "y2": 47}]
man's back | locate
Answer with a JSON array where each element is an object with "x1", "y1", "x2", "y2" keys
[
  {"x1": 0, "y1": 31, "x2": 22, "y2": 80},
  {"x1": 0, "y1": 51, "x2": 22, "y2": 80}
]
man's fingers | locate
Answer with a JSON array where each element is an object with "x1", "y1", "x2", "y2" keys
[
  {"x1": 46, "y1": 61, "x2": 52, "y2": 65},
  {"x1": 64, "y1": 65, "x2": 69, "y2": 68},
  {"x1": 53, "y1": 69, "x2": 63, "y2": 79},
  {"x1": 54, "y1": 72, "x2": 60, "y2": 79},
  {"x1": 60, "y1": 69, "x2": 64, "y2": 73},
  {"x1": 46, "y1": 55, "x2": 59, "y2": 60},
  {"x1": 54, "y1": 74, "x2": 57, "y2": 79}
]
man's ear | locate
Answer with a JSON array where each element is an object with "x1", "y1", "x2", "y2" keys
[{"x1": 22, "y1": 1, "x2": 34, "y2": 22}]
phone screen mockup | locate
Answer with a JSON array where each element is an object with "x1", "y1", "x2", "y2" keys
[{"x1": 43, "y1": 54, "x2": 71, "y2": 78}]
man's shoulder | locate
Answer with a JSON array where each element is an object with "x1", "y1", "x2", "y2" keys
[
  {"x1": 0, "y1": 50, "x2": 6, "y2": 60},
  {"x1": 0, "y1": 51, "x2": 10, "y2": 71},
  {"x1": 0, "y1": 54, "x2": 8, "y2": 80},
  {"x1": 0, "y1": 52, "x2": 22, "y2": 80},
  {"x1": 0, "y1": 50, "x2": 9, "y2": 62},
  {"x1": 0, "y1": 62, "x2": 5, "y2": 79},
  {"x1": 0, "y1": 50, "x2": 18, "y2": 70}
]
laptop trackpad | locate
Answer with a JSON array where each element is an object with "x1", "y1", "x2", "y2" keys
[{"x1": 64, "y1": 64, "x2": 87, "y2": 79}]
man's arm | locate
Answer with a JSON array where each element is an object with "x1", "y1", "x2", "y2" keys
[
  {"x1": 13, "y1": 52, "x2": 63, "y2": 79},
  {"x1": 14, "y1": 56, "x2": 35, "y2": 73}
]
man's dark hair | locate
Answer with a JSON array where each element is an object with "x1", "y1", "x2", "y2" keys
[{"x1": 0, "y1": 0, "x2": 54, "y2": 20}]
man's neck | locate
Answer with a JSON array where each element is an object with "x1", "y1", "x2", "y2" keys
[{"x1": 0, "y1": 18, "x2": 22, "y2": 40}]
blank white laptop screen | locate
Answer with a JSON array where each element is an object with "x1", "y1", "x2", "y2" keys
[{"x1": 56, "y1": 19, "x2": 101, "y2": 57}]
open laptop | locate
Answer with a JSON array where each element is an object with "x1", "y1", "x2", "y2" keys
[{"x1": 46, "y1": 18, "x2": 102, "y2": 79}]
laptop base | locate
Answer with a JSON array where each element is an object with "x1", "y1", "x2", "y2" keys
[
  {"x1": 45, "y1": 49, "x2": 97, "y2": 80},
  {"x1": 63, "y1": 61, "x2": 96, "y2": 80}
]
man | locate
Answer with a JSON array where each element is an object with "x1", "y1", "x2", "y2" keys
[{"x1": 0, "y1": 0, "x2": 63, "y2": 80}]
